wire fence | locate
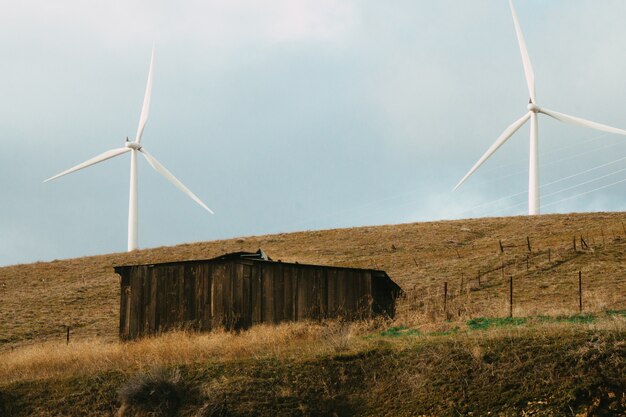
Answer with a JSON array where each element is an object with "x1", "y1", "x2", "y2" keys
[{"x1": 395, "y1": 225, "x2": 626, "y2": 322}]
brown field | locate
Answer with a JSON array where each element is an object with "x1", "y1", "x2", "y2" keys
[{"x1": 1, "y1": 212, "x2": 626, "y2": 416}]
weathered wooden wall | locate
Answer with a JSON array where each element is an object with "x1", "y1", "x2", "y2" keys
[{"x1": 117, "y1": 259, "x2": 398, "y2": 340}]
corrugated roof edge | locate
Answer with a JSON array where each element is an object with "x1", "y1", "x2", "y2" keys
[{"x1": 113, "y1": 249, "x2": 398, "y2": 285}]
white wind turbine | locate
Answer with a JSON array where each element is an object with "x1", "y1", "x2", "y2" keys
[
  {"x1": 454, "y1": 0, "x2": 626, "y2": 215},
  {"x1": 45, "y1": 48, "x2": 214, "y2": 251}
]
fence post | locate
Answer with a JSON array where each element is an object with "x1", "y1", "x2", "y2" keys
[
  {"x1": 548, "y1": 248, "x2": 551, "y2": 263},
  {"x1": 573, "y1": 236, "x2": 577, "y2": 251},
  {"x1": 477, "y1": 270, "x2": 481, "y2": 286},
  {"x1": 527, "y1": 237, "x2": 531, "y2": 252},
  {"x1": 444, "y1": 282, "x2": 448, "y2": 315},
  {"x1": 499, "y1": 240, "x2": 504, "y2": 253},
  {"x1": 66, "y1": 326, "x2": 70, "y2": 345},
  {"x1": 578, "y1": 271, "x2": 583, "y2": 314},
  {"x1": 509, "y1": 276, "x2": 513, "y2": 318}
]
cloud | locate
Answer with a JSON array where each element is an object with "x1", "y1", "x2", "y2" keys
[{"x1": 1, "y1": 0, "x2": 358, "y2": 48}]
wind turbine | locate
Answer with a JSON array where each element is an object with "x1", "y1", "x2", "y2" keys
[
  {"x1": 45, "y1": 47, "x2": 214, "y2": 251},
  {"x1": 454, "y1": 0, "x2": 626, "y2": 215}
]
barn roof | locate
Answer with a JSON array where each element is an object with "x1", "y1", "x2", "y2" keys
[{"x1": 114, "y1": 249, "x2": 398, "y2": 287}]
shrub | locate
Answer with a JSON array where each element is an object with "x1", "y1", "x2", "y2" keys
[{"x1": 117, "y1": 368, "x2": 183, "y2": 417}]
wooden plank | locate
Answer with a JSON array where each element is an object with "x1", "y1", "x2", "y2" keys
[
  {"x1": 147, "y1": 268, "x2": 158, "y2": 333},
  {"x1": 344, "y1": 270, "x2": 355, "y2": 320},
  {"x1": 177, "y1": 266, "x2": 185, "y2": 324},
  {"x1": 241, "y1": 263, "x2": 252, "y2": 329},
  {"x1": 129, "y1": 266, "x2": 144, "y2": 338},
  {"x1": 326, "y1": 269, "x2": 338, "y2": 317},
  {"x1": 184, "y1": 265, "x2": 196, "y2": 323},
  {"x1": 167, "y1": 266, "x2": 180, "y2": 329},
  {"x1": 233, "y1": 263, "x2": 243, "y2": 329},
  {"x1": 336, "y1": 269, "x2": 347, "y2": 317},
  {"x1": 365, "y1": 271, "x2": 373, "y2": 317},
  {"x1": 312, "y1": 268, "x2": 321, "y2": 319},
  {"x1": 262, "y1": 264, "x2": 274, "y2": 323},
  {"x1": 282, "y1": 265, "x2": 294, "y2": 321},
  {"x1": 273, "y1": 263, "x2": 285, "y2": 323},
  {"x1": 139, "y1": 266, "x2": 149, "y2": 335},
  {"x1": 156, "y1": 268, "x2": 166, "y2": 332},
  {"x1": 314, "y1": 269, "x2": 325, "y2": 320},
  {"x1": 204, "y1": 264, "x2": 212, "y2": 330},
  {"x1": 118, "y1": 269, "x2": 129, "y2": 339},
  {"x1": 223, "y1": 262, "x2": 233, "y2": 328},
  {"x1": 252, "y1": 264, "x2": 263, "y2": 324},
  {"x1": 353, "y1": 271, "x2": 363, "y2": 319},
  {"x1": 119, "y1": 273, "x2": 130, "y2": 339},
  {"x1": 292, "y1": 267, "x2": 298, "y2": 321},
  {"x1": 212, "y1": 262, "x2": 226, "y2": 328},
  {"x1": 297, "y1": 268, "x2": 314, "y2": 320},
  {"x1": 317, "y1": 268, "x2": 328, "y2": 319},
  {"x1": 192, "y1": 265, "x2": 203, "y2": 329},
  {"x1": 160, "y1": 267, "x2": 169, "y2": 331}
]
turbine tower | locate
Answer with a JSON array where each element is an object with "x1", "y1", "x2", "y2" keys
[
  {"x1": 45, "y1": 47, "x2": 213, "y2": 251},
  {"x1": 454, "y1": 0, "x2": 626, "y2": 215}
]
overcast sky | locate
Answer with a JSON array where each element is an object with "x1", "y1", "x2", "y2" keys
[{"x1": 3, "y1": 0, "x2": 626, "y2": 266}]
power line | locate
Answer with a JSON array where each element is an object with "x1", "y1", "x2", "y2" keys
[
  {"x1": 479, "y1": 133, "x2": 610, "y2": 175},
  {"x1": 480, "y1": 139, "x2": 623, "y2": 186},
  {"x1": 484, "y1": 165, "x2": 626, "y2": 215},
  {"x1": 460, "y1": 154, "x2": 626, "y2": 215},
  {"x1": 541, "y1": 177, "x2": 626, "y2": 209}
]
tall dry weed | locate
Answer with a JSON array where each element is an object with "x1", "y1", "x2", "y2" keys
[{"x1": 0, "y1": 320, "x2": 373, "y2": 385}]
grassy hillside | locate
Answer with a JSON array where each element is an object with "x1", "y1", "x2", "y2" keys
[
  {"x1": 1, "y1": 212, "x2": 626, "y2": 415},
  {"x1": 2, "y1": 211, "x2": 625, "y2": 348}
]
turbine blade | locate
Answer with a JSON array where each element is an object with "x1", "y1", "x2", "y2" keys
[
  {"x1": 453, "y1": 112, "x2": 531, "y2": 191},
  {"x1": 539, "y1": 108, "x2": 626, "y2": 136},
  {"x1": 135, "y1": 46, "x2": 155, "y2": 143},
  {"x1": 139, "y1": 149, "x2": 214, "y2": 214},
  {"x1": 509, "y1": 0, "x2": 536, "y2": 101},
  {"x1": 44, "y1": 147, "x2": 130, "y2": 182}
]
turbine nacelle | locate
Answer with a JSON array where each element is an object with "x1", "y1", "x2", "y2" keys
[
  {"x1": 527, "y1": 102, "x2": 540, "y2": 113},
  {"x1": 125, "y1": 141, "x2": 142, "y2": 150}
]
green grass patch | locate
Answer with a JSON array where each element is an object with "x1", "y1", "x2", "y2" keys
[
  {"x1": 559, "y1": 314, "x2": 595, "y2": 324},
  {"x1": 606, "y1": 310, "x2": 626, "y2": 317},
  {"x1": 379, "y1": 326, "x2": 421, "y2": 338},
  {"x1": 466, "y1": 317, "x2": 527, "y2": 331},
  {"x1": 377, "y1": 326, "x2": 461, "y2": 339}
]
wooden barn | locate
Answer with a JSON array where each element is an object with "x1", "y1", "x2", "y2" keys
[{"x1": 114, "y1": 250, "x2": 402, "y2": 340}]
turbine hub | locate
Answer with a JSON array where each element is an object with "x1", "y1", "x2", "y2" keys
[
  {"x1": 527, "y1": 102, "x2": 540, "y2": 113},
  {"x1": 125, "y1": 141, "x2": 142, "y2": 150}
]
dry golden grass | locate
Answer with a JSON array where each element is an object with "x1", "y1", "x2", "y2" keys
[
  {"x1": 1, "y1": 211, "x2": 626, "y2": 350},
  {"x1": 1, "y1": 313, "x2": 624, "y2": 388},
  {"x1": 0, "y1": 320, "x2": 374, "y2": 385}
]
